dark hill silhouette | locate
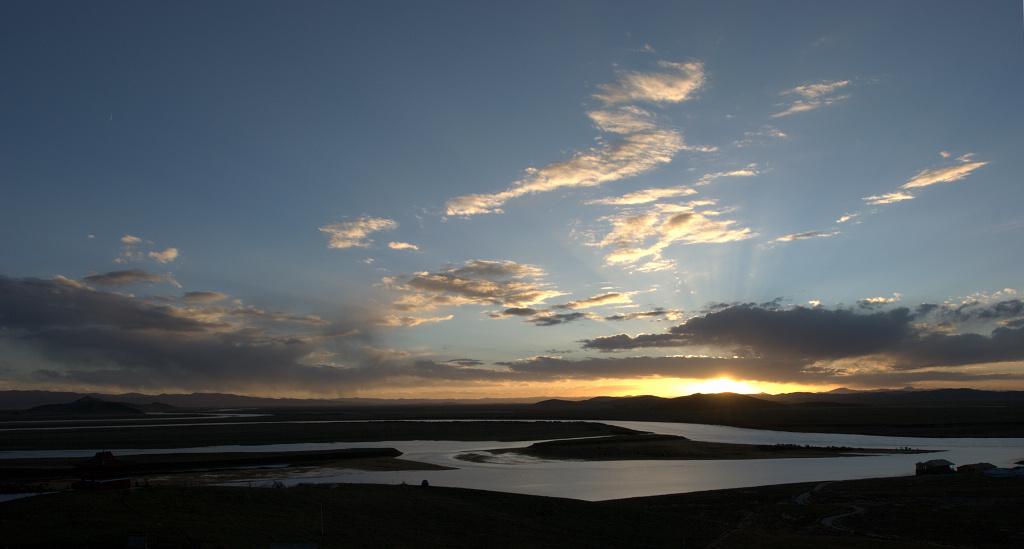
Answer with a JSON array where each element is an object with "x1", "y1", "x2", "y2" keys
[
  {"x1": 533, "y1": 392, "x2": 781, "y2": 413},
  {"x1": 22, "y1": 396, "x2": 145, "y2": 416},
  {"x1": 669, "y1": 392, "x2": 781, "y2": 409}
]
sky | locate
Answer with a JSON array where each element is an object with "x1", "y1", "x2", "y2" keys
[{"x1": 2, "y1": 1, "x2": 1023, "y2": 400}]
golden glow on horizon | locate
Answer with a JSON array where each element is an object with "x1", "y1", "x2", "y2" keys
[
  {"x1": 684, "y1": 378, "x2": 753, "y2": 394},
  {"x1": 343, "y1": 378, "x2": 844, "y2": 400}
]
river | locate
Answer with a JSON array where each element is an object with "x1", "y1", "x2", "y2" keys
[{"x1": 3, "y1": 420, "x2": 1023, "y2": 501}]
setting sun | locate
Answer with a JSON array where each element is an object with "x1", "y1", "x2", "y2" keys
[{"x1": 684, "y1": 378, "x2": 753, "y2": 395}]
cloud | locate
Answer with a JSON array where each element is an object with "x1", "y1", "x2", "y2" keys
[
  {"x1": 580, "y1": 303, "x2": 1024, "y2": 375},
  {"x1": 495, "y1": 307, "x2": 538, "y2": 318},
  {"x1": 917, "y1": 296, "x2": 1024, "y2": 325},
  {"x1": 771, "y1": 229, "x2": 840, "y2": 244},
  {"x1": 592, "y1": 61, "x2": 706, "y2": 105},
  {"x1": 446, "y1": 118, "x2": 685, "y2": 215},
  {"x1": 388, "y1": 242, "x2": 419, "y2": 251},
  {"x1": 182, "y1": 291, "x2": 229, "y2": 303},
  {"x1": 694, "y1": 164, "x2": 761, "y2": 186},
  {"x1": 83, "y1": 269, "x2": 180, "y2": 287},
  {"x1": 149, "y1": 248, "x2": 179, "y2": 263},
  {"x1": 114, "y1": 235, "x2": 178, "y2": 264},
  {"x1": 379, "y1": 314, "x2": 454, "y2": 327},
  {"x1": 498, "y1": 354, "x2": 809, "y2": 383},
  {"x1": 771, "y1": 80, "x2": 851, "y2": 117},
  {"x1": 586, "y1": 186, "x2": 696, "y2": 206},
  {"x1": 445, "y1": 61, "x2": 707, "y2": 216},
  {"x1": 864, "y1": 156, "x2": 987, "y2": 206},
  {"x1": 733, "y1": 126, "x2": 787, "y2": 147},
  {"x1": 382, "y1": 260, "x2": 563, "y2": 316},
  {"x1": 863, "y1": 191, "x2": 914, "y2": 205},
  {"x1": 604, "y1": 308, "x2": 683, "y2": 322},
  {"x1": 0, "y1": 274, "x2": 374, "y2": 395},
  {"x1": 320, "y1": 216, "x2": 398, "y2": 249},
  {"x1": 553, "y1": 292, "x2": 635, "y2": 310},
  {"x1": 6, "y1": 274, "x2": 1017, "y2": 394},
  {"x1": 900, "y1": 161, "x2": 988, "y2": 190},
  {"x1": 526, "y1": 311, "x2": 602, "y2": 326},
  {"x1": 591, "y1": 202, "x2": 755, "y2": 266},
  {"x1": 583, "y1": 305, "x2": 916, "y2": 359},
  {"x1": 488, "y1": 291, "x2": 662, "y2": 326},
  {"x1": 857, "y1": 294, "x2": 901, "y2": 309}
]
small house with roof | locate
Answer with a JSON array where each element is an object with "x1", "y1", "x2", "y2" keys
[
  {"x1": 915, "y1": 458, "x2": 954, "y2": 475},
  {"x1": 957, "y1": 462, "x2": 996, "y2": 474},
  {"x1": 73, "y1": 451, "x2": 134, "y2": 490}
]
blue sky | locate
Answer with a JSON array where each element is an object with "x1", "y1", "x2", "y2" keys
[{"x1": 2, "y1": 1, "x2": 1023, "y2": 399}]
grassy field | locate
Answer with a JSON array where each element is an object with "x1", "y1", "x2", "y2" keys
[{"x1": 2, "y1": 475, "x2": 1021, "y2": 548}]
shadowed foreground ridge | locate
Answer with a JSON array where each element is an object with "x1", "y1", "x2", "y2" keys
[{"x1": 3, "y1": 475, "x2": 1023, "y2": 548}]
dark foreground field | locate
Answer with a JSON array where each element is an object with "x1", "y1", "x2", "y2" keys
[{"x1": 2, "y1": 474, "x2": 1021, "y2": 548}]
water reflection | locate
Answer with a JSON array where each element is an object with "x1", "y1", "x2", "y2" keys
[
  {"x1": 223, "y1": 421, "x2": 1024, "y2": 501},
  {"x1": 4, "y1": 421, "x2": 1022, "y2": 501}
]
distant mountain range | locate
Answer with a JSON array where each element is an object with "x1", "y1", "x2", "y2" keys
[
  {"x1": 19, "y1": 396, "x2": 149, "y2": 416},
  {"x1": 2, "y1": 387, "x2": 1024, "y2": 412},
  {"x1": 534, "y1": 392, "x2": 782, "y2": 412},
  {"x1": 0, "y1": 390, "x2": 563, "y2": 411},
  {"x1": 754, "y1": 387, "x2": 1024, "y2": 405}
]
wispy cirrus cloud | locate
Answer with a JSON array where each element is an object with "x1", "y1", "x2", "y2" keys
[
  {"x1": 901, "y1": 159, "x2": 988, "y2": 189},
  {"x1": 604, "y1": 307, "x2": 683, "y2": 322},
  {"x1": 388, "y1": 242, "x2": 419, "y2": 251},
  {"x1": 864, "y1": 154, "x2": 988, "y2": 206},
  {"x1": 770, "y1": 229, "x2": 840, "y2": 245},
  {"x1": 592, "y1": 60, "x2": 706, "y2": 105},
  {"x1": 379, "y1": 314, "x2": 453, "y2": 327},
  {"x1": 771, "y1": 79, "x2": 851, "y2": 118},
  {"x1": 733, "y1": 125, "x2": 787, "y2": 147},
  {"x1": 590, "y1": 201, "x2": 755, "y2": 268},
  {"x1": 320, "y1": 216, "x2": 398, "y2": 249},
  {"x1": 445, "y1": 61, "x2": 707, "y2": 216},
  {"x1": 694, "y1": 164, "x2": 761, "y2": 186},
  {"x1": 586, "y1": 185, "x2": 696, "y2": 206}
]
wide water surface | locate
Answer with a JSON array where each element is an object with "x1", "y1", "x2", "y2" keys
[{"x1": 4, "y1": 421, "x2": 1023, "y2": 501}]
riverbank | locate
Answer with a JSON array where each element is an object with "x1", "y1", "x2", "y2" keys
[
  {"x1": 465, "y1": 433, "x2": 930, "y2": 462},
  {"x1": 0, "y1": 419, "x2": 639, "y2": 451},
  {"x1": 2, "y1": 474, "x2": 1021, "y2": 548},
  {"x1": 0, "y1": 448, "x2": 454, "y2": 493}
]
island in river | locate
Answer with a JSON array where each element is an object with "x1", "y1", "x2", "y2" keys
[{"x1": 459, "y1": 433, "x2": 928, "y2": 463}]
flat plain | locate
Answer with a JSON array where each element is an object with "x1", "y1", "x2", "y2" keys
[{"x1": 2, "y1": 393, "x2": 1023, "y2": 547}]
